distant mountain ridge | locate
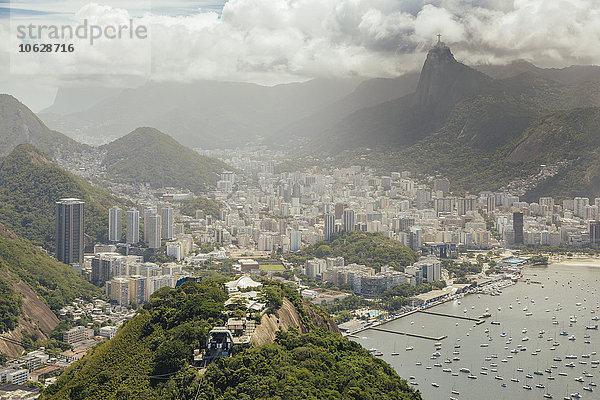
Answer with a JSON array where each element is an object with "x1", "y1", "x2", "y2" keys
[
  {"x1": 38, "y1": 78, "x2": 364, "y2": 147},
  {"x1": 0, "y1": 94, "x2": 87, "y2": 156}
]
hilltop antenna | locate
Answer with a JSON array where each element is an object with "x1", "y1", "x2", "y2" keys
[{"x1": 437, "y1": 34, "x2": 442, "y2": 44}]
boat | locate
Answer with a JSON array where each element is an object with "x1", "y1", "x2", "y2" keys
[
  {"x1": 415, "y1": 362, "x2": 422, "y2": 366},
  {"x1": 571, "y1": 392, "x2": 582, "y2": 398},
  {"x1": 391, "y1": 352, "x2": 399, "y2": 356},
  {"x1": 536, "y1": 383, "x2": 546, "y2": 388},
  {"x1": 558, "y1": 372, "x2": 567, "y2": 376},
  {"x1": 460, "y1": 368, "x2": 470, "y2": 373},
  {"x1": 405, "y1": 346, "x2": 414, "y2": 351},
  {"x1": 569, "y1": 335, "x2": 576, "y2": 341},
  {"x1": 523, "y1": 385, "x2": 532, "y2": 390},
  {"x1": 583, "y1": 387, "x2": 593, "y2": 392},
  {"x1": 495, "y1": 376, "x2": 504, "y2": 380},
  {"x1": 574, "y1": 377, "x2": 584, "y2": 382},
  {"x1": 374, "y1": 352, "x2": 383, "y2": 356},
  {"x1": 431, "y1": 382, "x2": 439, "y2": 387},
  {"x1": 468, "y1": 374, "x2": 477, "y2": 379},
  {"x1": 511, "y1": 378, "x2": 519, "y2": 382},
  {"x1": 543, "y1": 394, "x2": 553, "y2": 399}
]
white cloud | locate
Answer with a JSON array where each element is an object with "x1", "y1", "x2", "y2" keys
[{"x1": 3, "y1": 0, "x2": 600, "y2": 90}]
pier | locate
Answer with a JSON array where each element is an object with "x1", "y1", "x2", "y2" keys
[
  {"x1": 418, "y1": 310, "x2": 485, "y2": 325},
  {"x1": 369, "y1": 327, "x2": 447, "y2": 341}
]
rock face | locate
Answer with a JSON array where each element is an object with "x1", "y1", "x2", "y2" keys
[
  {"x1": 0, "y1": 279, "x2": 59, "y2": 358},
  {"x1": 414, "y1": 42, "x2": 492, "y2": 115},
  {"x1": 415, "y1": 43, "x2": 460, "y2": 107},
  {"x1": 252, "y1": 298, "x2": 340, "y2": 346}
]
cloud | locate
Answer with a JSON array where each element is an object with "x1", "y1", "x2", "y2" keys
[{"x1": 3, "y1": 0, "x2": 600, "y2": 89}]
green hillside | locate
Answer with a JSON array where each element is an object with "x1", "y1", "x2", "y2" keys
[
  {"x1": 100, "y1": 127, "x2": 231, "y2": 193},
  {"x1": 41, "y1": 280, "x2": 419, "y2": 400},
  {"x1": 285, "y1": 231, "x2": 420, "y2": 272},
  {"x1": 0, "y1": 224, "x2": 102, "y2": 333},
  {"x1": 197, "y1": 329, "x2": 421, "y2": 400},
  {"x1": 0, "y1": 94, "x2": 87, "y2": 157},
  {"x1": 0, "y1": 144, "x2": 130, "y2": 250}
]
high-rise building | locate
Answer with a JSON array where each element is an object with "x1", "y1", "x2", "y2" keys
[
  {"x1": 108, "y1": 206, "x2": 122, "y2": 242},
  {"x1": 590, "y1": 221, "x2": 600, "y2": 245},
  {"x1": 290, "y1": 231, "x2": 302, "y2": 252},
  {"x1": 324, "y1": 213, "x2": 335, "y2": 241},
  {"x1": 343, "y1": 209, "x2": 355, "y2": 232},
  {"x1": 146, "y1": 214, "x2": 162, "y2": 249},
  {"x1": 334, "y1": 203, "x2": 346, "y2": 219},
  {"x1": 161, "y1": 206, "x2": 174, "y2": 240},
  {"x1": 513, "y1": 212, "x2": 524, "y2": 245},
  {"x1": 56, "y1": 198, "x2": 84, "y2": 265},
  {"x1": 143, "y1": 206, "x2": 156, "y2": 243},
  {"x1": 126, "y1": 209, "x2": 140, "y2": 244}
]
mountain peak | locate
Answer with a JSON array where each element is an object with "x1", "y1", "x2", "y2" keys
[{"x1": 415, "y1": 43, "x2": 462, "y2": 107}]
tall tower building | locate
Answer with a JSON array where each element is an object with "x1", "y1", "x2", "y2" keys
[
  {"x1": 290, "y1": 231, "x2": 302, "y2": 252},
  {"x1": 161, "y1": 206, "x2": 174, "y2": 240},
  {"x1": 143, "y1": 206, "x2": 156, "y2": 243},
  {"x1": 513, "y1": 212, "x2": 524, "y2": 245},
  {"x1": 147, "y1": 214, "x2": 162, "y2": 249},
  {"x1": 108, "y1": 206, "x2": 122, "y2": 242},
  {"x1": 126, "y1": 209, "x2": 140, "y2": 244},
  {"x1": 324, "y1": 213, "x2": 335, "y2": 241},
  {"x1": 56, "y1": 198, "x2": 84, "y2": 265},
  {"x1": 343, "y1": 209, "x2": 355, "y2": 232}
]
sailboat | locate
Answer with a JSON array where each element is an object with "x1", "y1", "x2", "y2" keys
[{"x1": 391, "y1": 341, "x2": 399, "y2": 356}]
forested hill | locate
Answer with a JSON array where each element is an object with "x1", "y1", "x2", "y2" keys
[
  {"x1": 0, "y1": 223, "x2": 102, "y2": 356},
  {"x1": 100, "y1": 127, "x2": 231, "y2": 193},
  {"x1": 0, "y1": 143, "x2": 130, "y2": 251},
  {"x1": 285, "y1": 231, "x2": 420, "y2": 272},
  {"x1": 0, "y1": 94, "x2": 87, "y2": 157},
  {"x1": 40, "y1": 280, "x2": 420, "y2": 400}
]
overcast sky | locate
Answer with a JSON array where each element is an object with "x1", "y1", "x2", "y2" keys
[{"x1": 2, "y1": 0, "x2": 600, "y2": 111}]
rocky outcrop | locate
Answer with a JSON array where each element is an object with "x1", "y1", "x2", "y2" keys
[
  {"x1": 252, "y1": 298, "x2": 339, "y2": 346},
  {"x1": 0, "y1": 278, "x2": 59, "y2": 357}
]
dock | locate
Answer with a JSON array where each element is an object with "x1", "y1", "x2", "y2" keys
[
  {"x1": 418, "y1": 310, "x2": 485, "y2": 325},
  {"x1": 369, "y1": 327, "x2": 447, "y2": 341}
]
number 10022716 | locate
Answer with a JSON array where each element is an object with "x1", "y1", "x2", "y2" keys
[{"x1": 18, "y1": 43, "x2": 74, "y2": 52}]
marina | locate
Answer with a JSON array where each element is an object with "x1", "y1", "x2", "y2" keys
[{"x1": 352, "y1": 260, "x2": 600, "y2": 399}]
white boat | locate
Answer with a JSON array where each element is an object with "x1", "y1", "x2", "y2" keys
[{"x1": 405, "y1": 346, "x2": 413, "y2": 351}]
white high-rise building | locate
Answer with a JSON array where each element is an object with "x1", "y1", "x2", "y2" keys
[
  {"x1": 161, "y1": 206, "x2": 174, "y2": 240},
  {"x1": 324, "y1": 213, "x2": 335, "y2": 241},
  {"x1": 126, "y1": 209, "x2": 139, "y2": 244},
  {"x1": 290, "y1": 231, "x2": 302, "y2": 252},
  {"x1": 343, "y1": 209, "x2": 355, "y2": 232},
  {"x1": 108, "y1": 206, "x2": 122, "y2": 242},
  {"x1": 147, "y1": 214, "x2": 162, "y2": 249},
  {"x1": 143, "y1": 206, "x2": 156, "y2": 242}
]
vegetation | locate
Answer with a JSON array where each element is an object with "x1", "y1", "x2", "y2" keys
[
  {"x1": 42, "y1": 279, "x2": 228, "y2": 399},
  {"x1": 179, "y1": 197, "x2": 221, "y2": 218},
  {"x1": 0, "y1": 94, "x2": 87, "y2": 157},
  {"x1": 285, "y1": 231, "x2": 419, "y2": 272},
  {"x1": 0, "y1": 144, "x2": 130, "y2": 250},
  {"x1": 442, "y1": 259, "x2": 483, "y2": 278},
  {"x1": 0, "y1": 278, "x2": 22, "y2": 333},
  {"x1": 197, "y1": 329, "x2": 421, "y2": 400},
  {"x1": 0, "y1": 228, "x2": 102, "y2": 313},
  {"x1": 42, "y1": 279, "x2": 415, "y2": 399},
  {"x1": 100, "y1": 127, "x2": 231, "y2": 194}
]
